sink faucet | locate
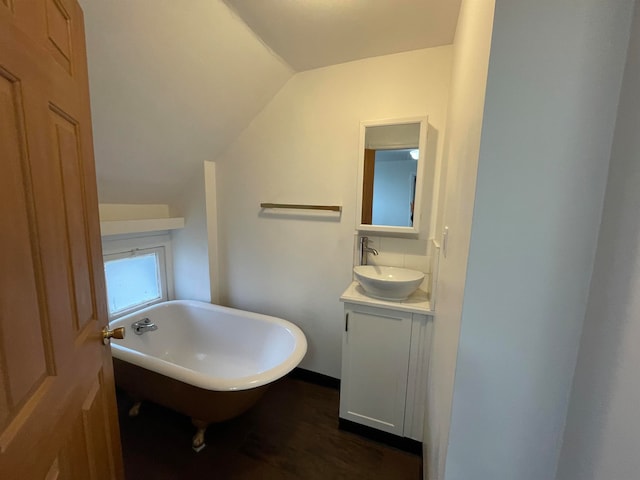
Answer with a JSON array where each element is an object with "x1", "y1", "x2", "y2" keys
[
  {"x1": 359, "y1": 236, "x2": 379, "y2": 265},
  {"x1": 131, "y1": 317, "x2": 158, "y2": 335}
]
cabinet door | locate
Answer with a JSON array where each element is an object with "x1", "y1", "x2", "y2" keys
[{"x1": 339, "y1": 304, "x2": 412, "y2": 435}]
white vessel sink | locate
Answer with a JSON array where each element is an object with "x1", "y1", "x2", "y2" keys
[{"x1": 353, "y1": 265, "x2": 425, "y2": 301}]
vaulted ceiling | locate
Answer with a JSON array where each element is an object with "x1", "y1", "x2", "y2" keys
[
  {"x1": 79, "y1": 0, "x2": 461, "y2": 204},
  {"x1": 224, "y1": 0, "x2": 462, "y2": 71},
  {"x1": 79, "y1": 0, "x2": 293, "y2": 203}
]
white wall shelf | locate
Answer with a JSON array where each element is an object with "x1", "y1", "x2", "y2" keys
[{"x1": 100, "y1": 217, "x2": 185, "y2": 237}]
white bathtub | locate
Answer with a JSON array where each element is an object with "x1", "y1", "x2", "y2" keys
[
  {"x1": 109, "y1": 300, "x2": 308, "y2": 391},
  {"x1": 110, "y1": 300, "x2": 307, "y2": 450}
]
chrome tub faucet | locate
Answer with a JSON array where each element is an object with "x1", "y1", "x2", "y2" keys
[{"x1": 132, "y1": 317, "x2": 158, "y2": 335}]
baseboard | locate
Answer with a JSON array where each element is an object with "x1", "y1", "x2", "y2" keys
[
  {"x1": 288, "y1": 367, "x2": 340, "y2": 390},
  {"x1": 338, "y1": 418, "x2": 422, "y2": 456}
]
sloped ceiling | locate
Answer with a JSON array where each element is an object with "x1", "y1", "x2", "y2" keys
[
  {"x1": 79, "y1": 0, "x2": 293, "y2": 203},
  {"x1": 224, "y1": 0, "x2": 462, "y2": 71},
  {"x1": 80, "y1": 0, "x2": 461, "y2": 204}
]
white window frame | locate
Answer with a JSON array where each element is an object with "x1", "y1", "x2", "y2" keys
[{"x1": 102, "y1": 233, "x2": 174, "y2": 320}]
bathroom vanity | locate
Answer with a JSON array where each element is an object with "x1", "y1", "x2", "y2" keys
[
  {"x1": 341, "y1": 113, "x2": 436, "y2": 444},
  {"x1": 339, "y1": 282, "x2": 433, "y2": 441}
]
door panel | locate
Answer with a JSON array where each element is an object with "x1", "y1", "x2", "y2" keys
[
  {"x1": 45, "y1": 0, "x2": 73, "y2": 73},
  {"x1": 49, "y1": 106, "x2": 96, "y2": 331},
  {"x1": 0, "y1": 65, "x2": 53, "y2": 433},
  {"x1": 45, "y1": 458, "x2": 61, "y2": 480},
  {"x1": 0, "y1": 1, "x2": 124, "y2": 478},
  {"x1": 81, "y1": 371, "x2": 118, "y2": 480},
  {"x1": 59, "y1": 413, "x2": 92, "y2": 479}
]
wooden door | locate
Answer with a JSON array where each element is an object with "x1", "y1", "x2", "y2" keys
[
  {"x1": 361, "y1": 148, "x2": 375, "y2": 224},
  {"x1": 0, "y1": 1, "x2": 124, "y2": 478}
]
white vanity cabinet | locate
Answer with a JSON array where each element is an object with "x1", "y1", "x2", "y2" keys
[{"x1": 339, "y1": 283, "x2": 433, "y2": 440}]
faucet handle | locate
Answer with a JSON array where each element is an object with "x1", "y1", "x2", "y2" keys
[{"x1": 360, "y1": 236, "x2": 377, "y2": 248}]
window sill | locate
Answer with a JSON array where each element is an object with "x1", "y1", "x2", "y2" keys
[{"x1": 100, "y1": 217, "x2": 185, "y2": 237}]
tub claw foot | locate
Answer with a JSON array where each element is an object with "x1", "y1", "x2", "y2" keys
[
  {"x1": 191, "y1": 419, "x2": 208, "y2": 453},
  {"x1": 128, "y1": 401, "x2": 142, "y2": 417}
]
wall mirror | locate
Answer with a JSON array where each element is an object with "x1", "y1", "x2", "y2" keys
[{"x1": 356, "y1": 116, "x2": 428, "y2": 235}]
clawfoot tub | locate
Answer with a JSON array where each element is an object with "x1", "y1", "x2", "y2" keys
[{"x1": 108, "y1": 300, "x2": 307, "y2": 451}]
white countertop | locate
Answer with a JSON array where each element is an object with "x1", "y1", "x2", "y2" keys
[{"x1": 340, "y1": 281, "x2": 433, "y2": 315}]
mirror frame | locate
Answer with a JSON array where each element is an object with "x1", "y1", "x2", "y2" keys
[{"x1": 355, "y1": 116, "x2": 429, "y2": 235}]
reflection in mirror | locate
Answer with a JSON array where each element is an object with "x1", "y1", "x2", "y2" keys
[
  {"x1": 361, "y1": 122, "x2": 421, "y2": 229},
  {"x1": 364, "y1": 147, "x2": 418, "y2": 227}
]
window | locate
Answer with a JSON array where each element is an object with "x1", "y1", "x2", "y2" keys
[{"x1": 104, "y1": 245, "x2": 168, "y2": 319}]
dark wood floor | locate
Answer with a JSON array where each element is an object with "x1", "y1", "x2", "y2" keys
[{"x1": 116, "y1": 376, "x2": 422, "y2": 479}]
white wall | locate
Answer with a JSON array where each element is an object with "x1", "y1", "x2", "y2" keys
[
  {"x1": 79, "y1": 0, "x2": 292, "y2": 204},
  {"x1": 170, "y1": 163, "x2": 211, "y2": 303},
  {"x1": 215, "y1": 47, "x2": 452, "y2": 378},
  {"x1": 556, "y1": 2, "x2": 640, "y2": 479},
  {"x1": 443, "y1": 1, "x2": 634, "y2": 480},
  {"x1": 98, "y1": 204, "x2": 171, "y2": 221},
  {"x1": 97, "y1": 167, "x2": 219, "y2": 305},
  {"x1": 424, "y1": 1, "x2": 495, "y2": 479},
  {"x1": 204, "y1": 161, "x2": 220, "y2": 304}
]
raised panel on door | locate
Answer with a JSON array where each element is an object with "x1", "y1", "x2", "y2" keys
[
  {"x1": 58, "y1": 369, "x2": 117, "y2": 480},
  {"x1": 0, "y1": 1, "x2": 124, "y2": 478},
  {"x1": 45, "y1": 0, "x2": 73, "y2": 73},
  {"x1": 0, "y1": 56, "x2": 55, "y2": 443},
  {"x1": 339, "y1": 305, "x2": 412, "y2": 435},
  {"x1": 49, "y1": 105, "x2": 96, "y2": 332}
]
